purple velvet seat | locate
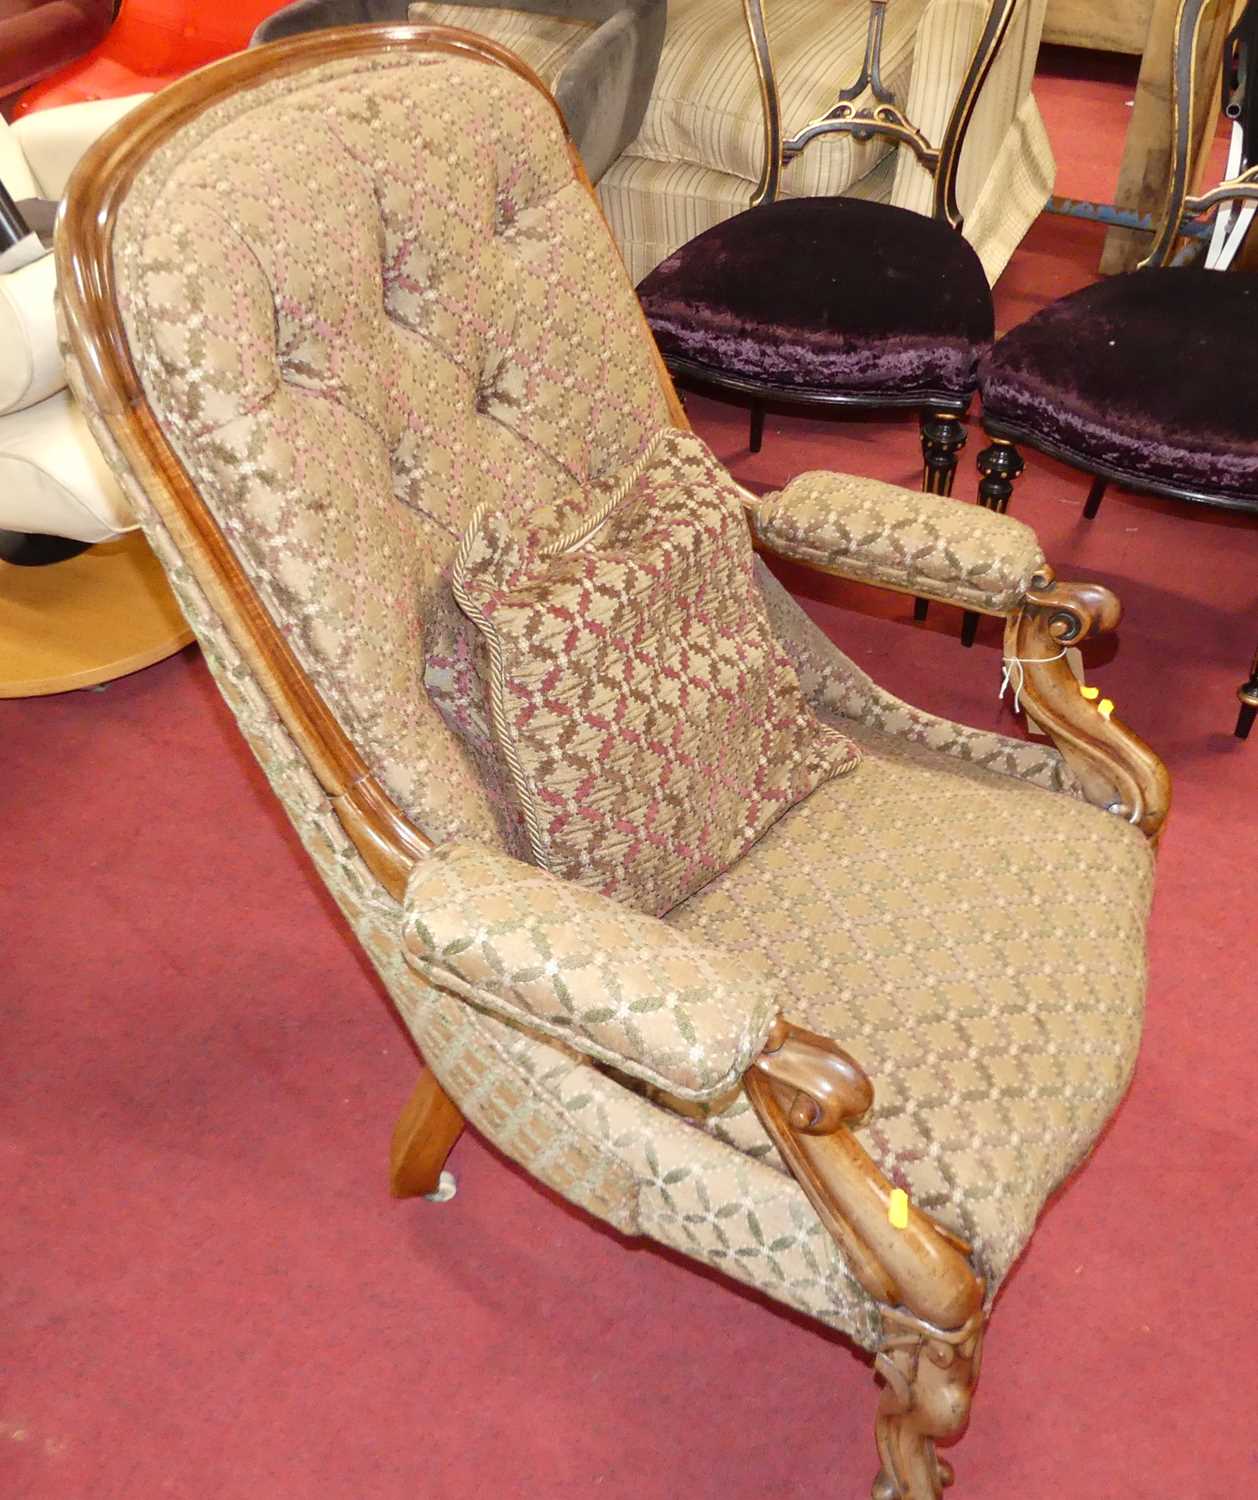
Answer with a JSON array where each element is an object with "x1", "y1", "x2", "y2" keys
[
  {"x1": 639, "y1": 197, "x2": 994, "y2": 405},
  {"x1": 979, "y1": 267, "x2": 1258, "y2": 507}
]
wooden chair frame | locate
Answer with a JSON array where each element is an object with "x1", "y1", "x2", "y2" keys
[
  {"x1": 56, "y1": 26, "x2": 1170, "y2": 1497},
  {"x1": 657, "y1": 0, "x2": 1024, "y2": 492}
]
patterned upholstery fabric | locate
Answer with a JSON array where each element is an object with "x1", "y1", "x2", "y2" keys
[
  {"x1": 68, "y1": 45, "x2": 1150, "y2": 1356},
  {"x1": 750, "y1": 471, "x2": 1046, "y2": 612},
  {"x1": 599, "y1": 0, "x2": 1055, "y2": 283},
  {"x1": 111, "y1": 51, "x2": 671, "y2": 856},
  {"x1": 661, "y1": 717, "x2": 1154, "y2": 1290},
  {"x1": 449, "y1": 426, "x2": 860, "y2": 914},
  {"x1": 402, "y1": 841, "x2": 781, "y2": 1097}
]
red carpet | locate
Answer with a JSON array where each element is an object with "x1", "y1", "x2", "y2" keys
[{"x1": 3, "y1": 49, "x2": 1256, "y2": 1499}]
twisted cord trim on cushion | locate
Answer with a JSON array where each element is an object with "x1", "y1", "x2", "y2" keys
[
  {"x1": 450, "y1": 428, "x2": 668, "y2": 866},
  {"x1": 748, "y1": 471, "x2": 1046, "y2": 614},
  {"x1": 401, "y1": 842, "x2": 783, "y2": 1100}
]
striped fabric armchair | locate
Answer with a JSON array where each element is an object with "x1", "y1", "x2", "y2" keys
[{"x1": 57, "y1": 26, "x2": 1165, "y2": 1499}]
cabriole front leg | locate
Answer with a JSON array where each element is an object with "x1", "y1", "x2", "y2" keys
[
  {"x1": 872, "y1": 1305, "x2": 986, "y2": 1500},
  {"x1": 744, "y1": 1020, "x2": 986, "y2": 1499}
]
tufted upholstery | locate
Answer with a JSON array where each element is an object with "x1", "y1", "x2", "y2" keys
[
  {"x1": 67, "y1": 40, "x2": 1152, "y2": 1356},
  {"x1": 114, "y1": 51, "x2": 670, "y2": 853}
]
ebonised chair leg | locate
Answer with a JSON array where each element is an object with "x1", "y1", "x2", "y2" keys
[
  {"x1": 1236, "y1": 644, "x2": 1258, "y2": 739},
  {"x1": 1083, "y1": 476, "x2": 1108, "y2": 519},
  {"x1": 975, "y1": 436, "x2": 1024, "y2": 514},
  {"x1": 749, "y1": 401, "x2": 765, "y2": 454},
  {"x1": 915, "y1": 413, "x2": 967, "y2": 624},
  {"x1": 959, "y1": 438, "x2": 1024, "y2": 647},
  {"x1": 919, "y1": 412, "x2": 967, "y2": 497}
]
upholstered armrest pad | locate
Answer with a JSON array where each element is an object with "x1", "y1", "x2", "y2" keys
[
  {"x1": 749, "y1": 471, "x2": 1047, "y2": 614},
  {"x1": 401, "y1": 843, "x2": 781, "y2": 1100}
]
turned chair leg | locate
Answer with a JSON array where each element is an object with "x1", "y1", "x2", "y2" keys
[
  {"x1": 1236, "y1": 642, "x2": 1258, "y2": 739},
  {"x1": 749, "y1": 400, "x2": 766, "y2": 453},
  {"x1": 871, "y1": 1305, "x2": 987, "y2": 1500},
  {"x1": 919, "y1": 412, "x2": 967, "y2": 498},
  {"x1": 975, "y1": 435, "x2": 1024, "y2": 515},
  {"x1": 961, "y1": 438, "x2": 1026, "y2": 648},
  {"x1": 915, "y1": 413, "x2": 968, "y2": 624},
  {"x1": 1083, "y1": 475, "x2": 1107, "y2": 519},
  {"x1": 390, "y1": 1067, "x2": 465, "y2": 1200}
]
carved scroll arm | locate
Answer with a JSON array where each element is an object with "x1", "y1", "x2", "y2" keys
[
  {"x1": 745, "y1": 1018, "x2": 987, "y2": 1499},
  {"x1": 1009, "y1": 568, "x2": 1172, "y2": 842},
  {"x1": 745, "y1": 1017, "x2": 982, "y2": 1332}
]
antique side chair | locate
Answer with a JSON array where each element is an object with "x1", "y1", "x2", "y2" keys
[
  {"x1": 57, "y1": 25, "x2": 1170, "y2": 1498},
  {"x1": 978, "y1": 0, "x2": 1258, "y2": 736},
  {"x1": 636, "y1": 0, "x2": 1025, "y2": 505}
]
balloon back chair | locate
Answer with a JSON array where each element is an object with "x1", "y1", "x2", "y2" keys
[
  {"x1": 57, "y1": 24, "x2": 1170, "y2": 1498},
  {"x1": 636, "y1": 0, "x2": 1023, "y2": 496},
  {"x1": 978, "y1": 0, "x2": 1258, "y2": 737}
]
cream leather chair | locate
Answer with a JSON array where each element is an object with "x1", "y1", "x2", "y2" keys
[{"x1": 0, "y1": 95, "x2": 191, "y2": 696}]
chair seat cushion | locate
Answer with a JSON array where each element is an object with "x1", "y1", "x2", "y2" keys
[
  {"x1": 637, "y1": 197, "x2": 994, "y2": 401},
  {"x1": 979, "y1": 267, "x2": 1258, "y2": 504},
  {"x1": 660, "y1": 719, "x2": 1153, "y2": 1292},
  {"x1": 447, "y1": 427, "x2": 861, "y2": 916}
]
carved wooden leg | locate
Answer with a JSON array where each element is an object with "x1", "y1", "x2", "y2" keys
[
  {"x1": 749, "y1": 400, "x2": 766, "y2": 454},
  {"x1": 1082, "y1": 475, "x2": 1107, "y2": 519},
  {"x1": 975, "y1": 437, "x2": 1024, "y2": 514},
  {"x1": 919, "y1": 412, "x2": 967, "y2": 497},
  {"x1": 1236, "y1": 640, "x2": 1258, "y2": 739},
  {"x1": 872, "y1": 1304, "x2": 986, "y2": 1500},
  {"x1": 389, "y1": 1067, "x2": 465, "y2": 1199}
]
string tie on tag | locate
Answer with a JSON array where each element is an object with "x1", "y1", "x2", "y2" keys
[{"x1": 999, "y1": 647, "x2": 1067, "y2": 714}]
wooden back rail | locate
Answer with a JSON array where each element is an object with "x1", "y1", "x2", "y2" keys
[{"x1": 741, "y1": 0, "x2": 1022, "y2": 222}]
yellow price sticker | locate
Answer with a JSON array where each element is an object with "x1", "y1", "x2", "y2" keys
[
  {"x1": 888, "y1": 1188, "x2": 910, "y2": 1230},
  {"x1": 1078, "y1": 684, "x2": 1100, "y2": 701},
  {"x1": 1098, "y1": 698, "x2": 1115, "y2": 719}
]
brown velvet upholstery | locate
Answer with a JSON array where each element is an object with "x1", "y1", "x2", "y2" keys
[
  {"x1": 979, "y1": 267, "x2": 1258, "y2": 505},
  {"x1": 637, "y1": 196, "x2": 994, "y2": 403}
]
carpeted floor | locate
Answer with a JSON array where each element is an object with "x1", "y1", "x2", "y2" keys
[{"x1": 3, "y1": 46, "x2": 1256, "y2": 1500}]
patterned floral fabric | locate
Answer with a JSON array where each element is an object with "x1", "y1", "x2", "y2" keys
[
  {"x1": 449, "y1": 426, "x2": 860, "y2": 915},
  {"x1": 111, "y1": 51, "x2": 671, "y2": 858},
  {"x1": 660, "y1": 717, "x2": 1154, "y2": 1291},
  {"x1": 402, "y1": 841, "x2": 781, "y2": 1097},
  {"x1": 71, "y1": 46, "x2": 1149, "y2": 1354},
  {"x1": 750, "y1": 470, "x2": 1047, "y2": 614}
]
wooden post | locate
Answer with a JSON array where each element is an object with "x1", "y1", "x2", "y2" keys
[{"x1": 1099, "y1": 0, "x2": 1236, "y2": 273}]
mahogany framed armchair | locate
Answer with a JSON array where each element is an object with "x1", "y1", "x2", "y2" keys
[{"x1": 56, "y1": 24, "x2": 1169, "y2": 1498}]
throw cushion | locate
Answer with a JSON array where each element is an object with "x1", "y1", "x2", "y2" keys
[{"x1": 442, "y1": 427, "x2": 860, "y2": 916}]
